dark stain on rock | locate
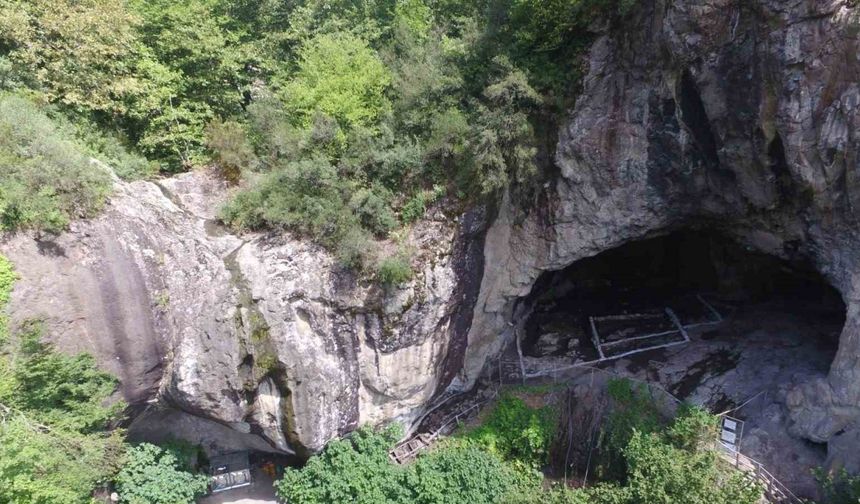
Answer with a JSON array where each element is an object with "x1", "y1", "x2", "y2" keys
[
  {"x1": 646, "y1": 92, "x2": 684, "y2": 199},
  {"x1": 436, "y1": 206, "x2": 489, "y2": 396},
  {"x1": 35, "y1": 238, "x2": 66, "y2": 257},
  {"x1": 768, "y1": 132, "x2": 795, "y2": 205},
  {"x1": 678, "y1": 69, "x2": 721, "y2": 170},
  {"x1": 670, "y1": 349, "x2": 739, "y2": 400}
]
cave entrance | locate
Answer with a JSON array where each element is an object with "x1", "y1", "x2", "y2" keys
[
  {"x1": 521, "y1": 229, "x2": 844, "y2": 364},
  {"x1": 516, "y1": 229, "x2": 845, "y2": 495}
]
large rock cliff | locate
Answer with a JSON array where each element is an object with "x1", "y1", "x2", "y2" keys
[
  {"x1": 1, "y1": 0, "x2": 858, "y2": 465},
  {"x1": 461, "y1": 0, "x2": 860, "y2": 467},
  {"x1": 0, "y1": 169, "x2": 485, "y2": 455}
]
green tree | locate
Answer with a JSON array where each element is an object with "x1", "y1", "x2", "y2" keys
[
  {"x1": 0, "y1": 260, "x2": 127, "y2": 504},
  {"x1": 114, "y1": 443, "x2": 209, "y2": 504},
  {"x1": 624, "y1": 430, "x2": 760, "y2": 504},
  {"x1": 11, "y1": 321, "x2": 121, "y2": 432},
  {"x1": 464, "y1": 392, "x2": 557, "y2": 470},
  {"x1": 463, "y1": 58, "x2": 541, "y2": 196},
  {"x1": 275, "y1": 426, "x2": 410, "y2": 504},
  {"x1": 128, "y1": 0, "x2": 256, "y2": 167},
  {"x1": 0, "y1": 413, "x2": 125, "y2": 504},
  {"x1": 409, "y1": 444, "x2": 518, "y2": 504},
  {"x1": 601, "y1": 378, "x2": 665, "y2": 479},
  {"x1": 0, "y1": 0, "x2": 144, "y2": 113},
  {"x1": 279, "y1": 31, "x2": 391, "y2": 131}
]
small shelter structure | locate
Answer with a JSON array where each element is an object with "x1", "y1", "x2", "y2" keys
[{"x1": 209, "y1": 451, "x2": 252, "y2": 493}]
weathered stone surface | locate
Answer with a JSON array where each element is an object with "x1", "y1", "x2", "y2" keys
[
  {"x1": 461, "y1": 0, "x2": 860, "y2": 466},
  {"x1": 0, "y1": 168, "x2": 482, "y2": 454},
  {"x1": 1, "y1": 0, "x2": 858, "y2": 468}
]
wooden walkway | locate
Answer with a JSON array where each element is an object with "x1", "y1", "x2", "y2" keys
[{"x1": 389, "y1": 392, "x2": 496, "y2": 464}]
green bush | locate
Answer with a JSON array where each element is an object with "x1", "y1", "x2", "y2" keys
[
  {"x1": 503, "y1": 486, "x2": 598, "y2": 504},
  {"x1": 666, "y1": 404, "x2": 719, "y2": 452},
  {"x1": 408, "y1": 443, "x2": 519, "y2": 504},
  {"x1": 221, "y1": 156, "x2": 375, "y2": 268},
  {"x1": 10, "y1": 320, "x2": 121, "y2": 432},
  {"x1": 401, "y1": 186, "x2": 444, "y2": 224},
  {"x1": 0, "y1": 255, "x2": 14, "y2": 343},
  {"x1": 815, "y1": 468, "x2": 860, "y2": 504},
  {"x1": 377, "y1": 254, "x2": 414, "y2": 286},
  {"x1": 0, "y1": 414, "x2": 126, "y2": 504},
  {"x1": 0, "y1": 95, "x2": 112, "y2": 232},
  {"x1": 278, "y1": 31, "x2": 391, "y2": 131},
  {"x1": 76, "y1": 128, "x2": 157, "y2": 181},
  {"x1": 624, "y1": 430, "x2": 760, "y2": 504},
  {"x1": 206, "y1": 119, "x2": 257, "y2": 183},
  {"x1": 275, "y1": 426, "x2": 522, "y2": 504},
  {"x1": 601, "y1": 378, "x2": 664, "y2": 479},
  {"x1": 115, "y1": 443, "x2": 209, "y2": 504},
  {"x1": 349, "y1": 186, "x2": 398, "y2": 237},
  {"x1": 275, "y1": 426, "x2": 409, "y2": 504},
  {"x1": 464, "y1": 393, "x2": 557, "y2": 469}
]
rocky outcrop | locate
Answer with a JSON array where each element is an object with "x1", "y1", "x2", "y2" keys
[
  {"x1": 0, "y1": 0, "x2": 857, "y2": 468},
  {"x1": 461, "y1": 0, "x2": 860, "y2": 469},
  {"x1": 0, "y1": 169, "x2": 485, "y2": 455}
]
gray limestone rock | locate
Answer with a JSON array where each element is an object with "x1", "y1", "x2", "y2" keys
[{"x1": 1, "y1": 0, "x2": 859, "y2": 467}]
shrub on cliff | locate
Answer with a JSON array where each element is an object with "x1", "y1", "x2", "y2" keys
[
  {"x1": 0, "y1": 254, "x2": 14, "y2": 343},
  {"x1": 0, "y1": 95, "x2": 112, "y2": 233},
  {"x1": 464, "y1": 392, "x2": 557, "y2": 470}
]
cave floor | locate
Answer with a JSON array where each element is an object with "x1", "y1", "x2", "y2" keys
[{"x1": 519, "y1": 296, "x2": 841, "y2": 498}]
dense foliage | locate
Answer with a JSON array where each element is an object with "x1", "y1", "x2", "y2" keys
[
  {"x1": 276, "y1": 383, "x2": 761, "y2": 504},
  {"x1": 600, "y1": 378, "x2": 664, "y2": 479},
  {"x1": 815, "y1": 468, "x2": 860, "y2": 504},
  {"x1": 0, "y1": 0, "x2": 635, "y2": 269},
  {"x1": 114, "y1": 443, "x2": 210, "y2": 504},
  {"x1": 0, "y1": 416, "x2": 125, "y2": 504},
  {"x1": 0, "y1": 96, "x2": 112, "y2": 233},
  {"x1": 465, "y1": 391, "x2": 557, "y2": 469},
  {"x1": 0, "y1": 255, "x2": 212, "y2": 504},
  {"x1": 0, "y1": 254, "x2": 14, "y2": 342},
  {"x1": 0, "y1": 256, "x2": 126, "y2": 503},
  {"x1": 11, "y1": 321, "x2": 121, "y2": 432},
  {"x1": 275, "y1": 426, "x2": 524, "y2": 504}
]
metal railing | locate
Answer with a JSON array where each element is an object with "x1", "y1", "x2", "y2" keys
[{"x1": 718, "y1": 446, "x2": 804, "y2": 504}]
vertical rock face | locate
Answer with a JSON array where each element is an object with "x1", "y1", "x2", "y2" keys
[
  {"x1": 0, "y1": 170, "x2": 486, "y2": 455},
  {"x1": 462, "y1": 0, "x2": 860, "y2": 465},
  {"x1": 0, "y1": 0, "x2": 857, "y2": 464}
]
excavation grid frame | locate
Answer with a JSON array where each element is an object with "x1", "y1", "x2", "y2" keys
[{"x1": 588, "y1": 294, "x2": 723, "y2": 362}]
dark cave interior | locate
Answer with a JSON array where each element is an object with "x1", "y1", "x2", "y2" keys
[{"x1": 522, "y1": 230, "x2": 846, "y2": 360}]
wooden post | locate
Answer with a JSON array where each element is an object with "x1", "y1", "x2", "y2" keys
[
  {"x1": 515, "y1": 327, "x2": 526, "y2": 385},
  {"x1": 665, "y1": 307, "x2": 690, "y2": 342},
  {"x1": 696, "y1": 294, "x2": 723, "y2": 322},
  {"x1": 589, "y1": 316, "x2": 606, "y2": 359}
]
